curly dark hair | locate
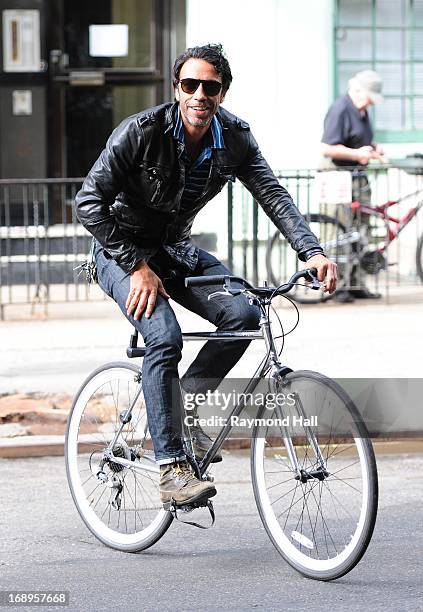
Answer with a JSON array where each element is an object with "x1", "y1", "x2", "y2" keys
[{"x1": 172, "y1": 43, "x2": 233, "y2": 94}]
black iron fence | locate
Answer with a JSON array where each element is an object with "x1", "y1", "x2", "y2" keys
[
  {"x1": 0, "y1": 178, "x2": 99, "y2": 318},
  {"x1": 1, "y1": 163, "x2": 422, "y2": 317},
  {"x1": 227, "y1": 163, "x2": 423, "y2": 290}
]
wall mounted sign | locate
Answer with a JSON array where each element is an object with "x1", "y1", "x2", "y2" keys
[
  {"x1": 12, "y1": 90, "x2": 32, "y2": 115},
  {"x1": 2, "y1": 9, "x2": 41, "y2": 72},
  {"x1": 89, "y1": 24, "x2": 129, "y2": 57}
]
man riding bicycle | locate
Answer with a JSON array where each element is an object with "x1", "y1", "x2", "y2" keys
[{"x1": 75, "y1": 44, "x2": 337, "y2": 507}]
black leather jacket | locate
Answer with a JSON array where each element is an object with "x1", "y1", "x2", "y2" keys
[{"x1": 75, "y1": 102, "x2": 322, "y2": 273}]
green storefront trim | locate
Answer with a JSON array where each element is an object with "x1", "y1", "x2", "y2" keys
[
  {"x1": 334, "y1": 0, "x2": 423, "y2": 145},
  {"x1": 374, "y1": 130, "x2": 423, "y2": 144}
]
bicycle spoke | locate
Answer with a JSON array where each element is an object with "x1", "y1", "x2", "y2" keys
[
  {"x1": 322, "y1": 479, "x2": 356, "y2": 523},
  {"x1": 266, "y1": 475, "x2": 297, "y2": 490},
  {"x1": 124, "y1": 480, "x2": 145, "y2": 528},
  {"x1": 276, "y1": 479, "x2": 321, "y2": 518},
  {"x1": 309, "y1": 480, "x2": 340, "y2": 555},
  {"x1": 91, "y1": 483, "x2": 108, "y2": 511},
  {"x1": 328, "y1": 473, "x2": 362, "y2": 494},
  {"x1": 283, "y1": 479, "x2": 301, "y2": 530}
]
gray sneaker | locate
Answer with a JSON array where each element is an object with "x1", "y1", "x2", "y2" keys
[
  {"x1": 190, "y1": 424, "x2": 223, "y2": 463},
  {"x1": 159, "y1": 461, "x2": 216, "y2": 506}
]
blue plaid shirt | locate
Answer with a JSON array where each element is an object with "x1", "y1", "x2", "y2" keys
[
  {"x1": 162, "y1": 107, "x2": 225, "y2": 269},
  {"x1": 173, "y1": 107, "x2": 225, "y2": 207}
]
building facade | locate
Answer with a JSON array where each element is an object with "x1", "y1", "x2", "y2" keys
[{"x1": 0, "y1": 0, "x2": 186, "y2": 181}]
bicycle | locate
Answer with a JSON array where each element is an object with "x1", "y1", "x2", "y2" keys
[
  {"x1": 266, "y1": 187, "x2": 423, "y2": 303},
  {"x1": 65, "y1": 268, "x2": 378, "y2": 581}
]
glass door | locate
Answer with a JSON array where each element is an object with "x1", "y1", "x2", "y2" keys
[{"x1": 48, "y1": 0, "x2": 178, "y2": 177}]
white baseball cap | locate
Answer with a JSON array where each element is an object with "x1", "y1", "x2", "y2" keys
[{"x1": 353, "y1": 70, "x2": 383, "y2": 104}]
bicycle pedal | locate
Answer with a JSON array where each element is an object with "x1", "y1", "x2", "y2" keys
[
  {"x1": 162, "y1": 491, "x2": 215, "y2": 512},
  {"x1": 162, "y1": 500, "x2": 203, "y2": 512},
  {"x1": 163, "y1": 498, "x2": 216, "y2": 529},
  {"x1": 185, "y1": 451, "x2": 222, "y2": 465},
  {"x1": 181, "y1": 498, "x2": 211, "y2": 512}
]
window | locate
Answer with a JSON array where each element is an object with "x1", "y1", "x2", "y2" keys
[{"x1": 336, "y1": 0, "x2": 423, "y2": 142}]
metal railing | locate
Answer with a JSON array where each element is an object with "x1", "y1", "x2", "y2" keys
[
  {"x1": 0, "y1": 178, "x2": 102, "y2": 318},
  {"x1": 227, "y1": 163, "x2": 423, "y2": 290},
  {"x1": 1, "y1": 164, "x2": 422, "y2": 317}
]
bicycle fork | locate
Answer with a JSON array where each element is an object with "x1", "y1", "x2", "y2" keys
[
  {"x1": 271, "y1": 375, "x2": 328, "y2": 483},
  {"x1": 262, "y1": 317, "x2": 328, "y2": 482}
]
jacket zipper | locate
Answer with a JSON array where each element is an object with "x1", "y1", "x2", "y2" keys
[{"x1": 151, "y1": 178, "x2": 163, "y2": 204}]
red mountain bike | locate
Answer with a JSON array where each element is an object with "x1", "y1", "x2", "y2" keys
[{"x1": 266, "y1": 187, "x2": 423, "y2": 303}]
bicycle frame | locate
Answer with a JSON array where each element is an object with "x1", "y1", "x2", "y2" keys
[
  {"x1": 355, "y1": 189, "x2": 423, "y2": 251},
  {"x1": 102, "y1": 307, "x2": 326, "y2": 481},
  {"x1": 314, "y1": 191, "x2": 423, "y2": 281},
  {"x1": 67, "y1": 265, "x2": 378, "y2": 577}
]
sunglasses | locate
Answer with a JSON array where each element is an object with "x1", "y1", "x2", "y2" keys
[{"x1": 179, "y1": 78, "x2": 223, "y2": 96}]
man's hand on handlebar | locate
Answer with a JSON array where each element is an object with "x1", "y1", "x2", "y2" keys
[
  {"x1": 304, "y1": 254, "x2": 337, "y2": 294},
  {"x1": 125, "y1": 261, "x2": 170, "y2": 320}
]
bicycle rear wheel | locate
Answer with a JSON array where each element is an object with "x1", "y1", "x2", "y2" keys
[
  {"x1": 251, "y1": 370, "x2": 378, "y2": 580},
  {"x1": 65, "y1": 362, "x2": 172, "y2": 552},
  {"x1": 266, "y1": 214, "x2": 348, "y2": 303}
]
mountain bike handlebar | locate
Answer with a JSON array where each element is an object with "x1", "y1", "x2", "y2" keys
[{"x1": 185, "y1": 268, "x2": 319, "y2": 296}]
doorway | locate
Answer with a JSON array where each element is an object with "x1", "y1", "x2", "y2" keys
[{"x1": 48, "y1": 0, "x2": 184, "y2": 177}]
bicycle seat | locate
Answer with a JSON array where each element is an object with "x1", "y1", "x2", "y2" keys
[{"x1": 126, "y1": 330, "x2": 146, "y2": 358}]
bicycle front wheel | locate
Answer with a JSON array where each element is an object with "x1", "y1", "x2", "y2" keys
[
  {"x1": 251, "y1": 370, "x2": 378, "y2": 580},
  {"x1": 65, "y1": 362, "x2": 172, "y2": 552}
]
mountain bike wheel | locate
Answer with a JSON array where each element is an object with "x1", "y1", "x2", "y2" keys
[
  {"x1": 65, "y1": 362, "x2": 173, "y2": 552},
  {"x1": 416, "y1": 232, "x2": 423, "y2": 283},
  {"x1": 251, "y1": 370, "x2": 378, "y2": 580},
  {"x1": 266, "y1": 214, "x2": 348, "y2": 303}
]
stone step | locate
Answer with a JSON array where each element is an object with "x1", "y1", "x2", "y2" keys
[{"x1": 0, "y1": 232, "x2": 218, "y2": 285}]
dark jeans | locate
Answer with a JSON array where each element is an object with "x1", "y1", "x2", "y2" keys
[{"x1": 93, "y1": 241, "x2": 260, "y2": 465}]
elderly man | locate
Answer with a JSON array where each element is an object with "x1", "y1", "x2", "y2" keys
[
  {"x1": 75, "y1": 44, "x2": 337, "y2": 507},
  {"x1": 322, "y1": 70, "x2": 384, "y2": 171},
  {"x1": 321, "y1": 69, "x2": 385, "y2": 302}
]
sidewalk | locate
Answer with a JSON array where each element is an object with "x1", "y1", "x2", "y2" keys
[{"x1": 1, "y1": 284, "x2": 422, "y2": 457}]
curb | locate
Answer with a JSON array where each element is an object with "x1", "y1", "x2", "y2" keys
[
  {"x1": 1, "y1": 435, "x2": 422, "y2": 459},
  {"x1": 0, "y1": 436, "x2": 252, "y2": 459},
  {"x1": 0, "y1": 435, "x2": 67, "y2": 458}
]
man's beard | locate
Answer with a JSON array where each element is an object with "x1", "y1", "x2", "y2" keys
[
  {"x1": 185, "y1": 115, "x2": 212, "y2": 127},
  {"x1": 182, "y1": 104, "x2": 213, "y2": 127}
]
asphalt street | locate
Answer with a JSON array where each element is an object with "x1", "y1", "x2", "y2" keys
[
  {"x1": 0, "y1": 451, "x2": 422, "y2": 612},
  {"x1": 2, "y1": 286, "x2": 423, "y2": 397}
]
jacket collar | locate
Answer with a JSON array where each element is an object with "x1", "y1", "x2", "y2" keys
[
  {"x1": 164, "y1": 102, "x2": 230, "y2": 140},
  {"x1": 164, "y1": 102, "x2": 178, "y2": 134}
]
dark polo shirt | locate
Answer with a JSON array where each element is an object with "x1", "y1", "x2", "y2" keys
[{"x1": 322, "y1": 94, "x2": 374, "y2": 167}]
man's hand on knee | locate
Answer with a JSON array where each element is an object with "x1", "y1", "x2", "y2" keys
[
  {"x1": 305, "y1": 254, "x2": 338, "y2": 294},
  {"x1": 126, "y1": 261, "x2": 170, "y2": 320}
]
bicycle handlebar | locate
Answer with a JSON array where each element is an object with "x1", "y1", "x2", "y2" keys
[
  {"x1": 185, "y1": 274, "x2": 254, "y2": 289},
  {"x1": 185, "y1": 268, "x2": 319, "y2": 296},
  {"x1": 272, "y1": 268, "x2": 319, "y2": 294}
]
